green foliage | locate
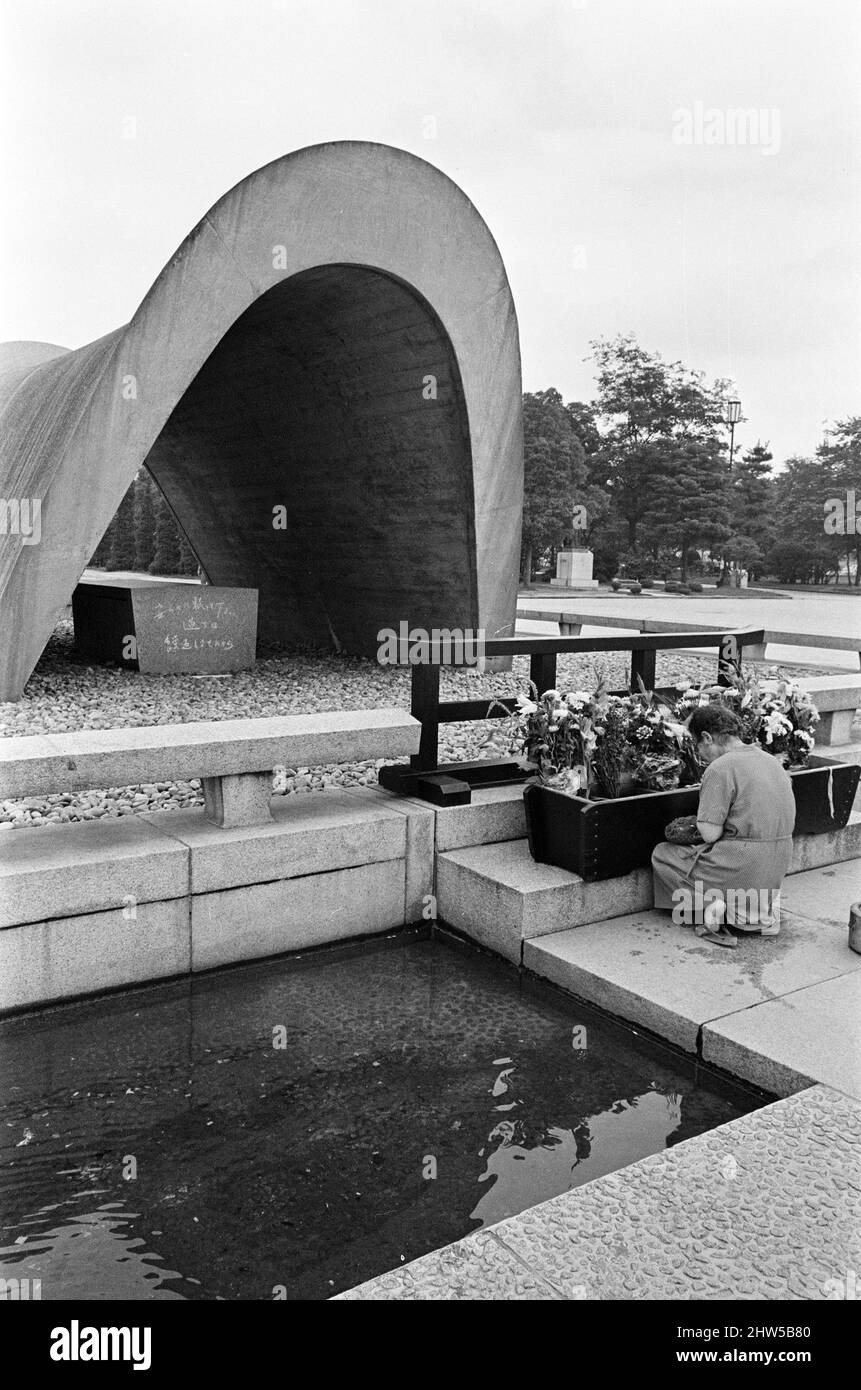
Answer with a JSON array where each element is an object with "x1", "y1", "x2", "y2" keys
[
  {"x1": 675, "y1": 671, "x2": 819, "y2": 767},
  {"x1": 149, "y1": 489, "x2": 183, "y2": 576},
  {"x1": 719, "y1": 441, "x2": 776, "y2": 578},
  {"x1": 588, "y1": 334, "x2": 732, "y2": 556},
  {"x1": 87, "y1": 466, "x2": 199, "y2": 577},
  {"x1": 90, "y1": 514, "x2": 116, "y2": 568},
  {"x1": 106, "y1": 482, "x2": 137, "y2": 570},
  {"x1": 817, "y1": 416, "x2": 861, "y2": 584},
  {"x1": 520, "y1": 388, "x2": 588, "y2": 581},
  {"x1": 764, "y1": 538, "x2": 837, "y2": 584},
  {"x1": 132, "y1": 472, "x2": 157, "y2": 573},
  {"x1": 513, "y1": 681, "x2": 697, "y2": 797},
  {"x1": 640, "y1": 438, "x2": 731, "y2": 579}
]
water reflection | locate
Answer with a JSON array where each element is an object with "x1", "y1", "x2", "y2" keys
[
  {"x1": 472, "y1": 1091, "x2": 680, "y2": 1227},
  {"x1": 1, "y1": 1198, "x2": 187, "y2": 1299},
  {"x1": 0, "y1": 934, "x2": 761, "y2": 1300}
]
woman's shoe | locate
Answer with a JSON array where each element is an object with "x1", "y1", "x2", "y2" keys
[
  {"x1": 702, "y1": 898, "x2": 726, "y2": 931},
  {"x1": 695, "y1": 898, "x2": 737, "y2": 947},
  {"x1": 699, "y1": 926, "x2": 738, "y2": 948}
]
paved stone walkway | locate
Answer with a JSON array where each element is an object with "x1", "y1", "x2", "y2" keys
[
  {"x1": 525, "y1": 859, "x2": 861, "y2": 1097},
  {"x1": 337, "y1": 1085, "x2": 861, "y2": 1300}
]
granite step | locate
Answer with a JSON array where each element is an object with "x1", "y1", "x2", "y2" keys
[
  {"x1": 524, "y1": 859, "x2": 861, "y2": 1096},
  {"x1": 436, "y1": 813, "x2": 861, "y2": 967}
]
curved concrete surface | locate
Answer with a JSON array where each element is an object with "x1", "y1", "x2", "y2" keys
[{"x1": 0, "y1": 142, "x2": 523, "y2": 699}]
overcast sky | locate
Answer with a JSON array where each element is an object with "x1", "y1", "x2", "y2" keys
[{"x1": 2, "y1": 0, "x2": 859, "y2": 467}]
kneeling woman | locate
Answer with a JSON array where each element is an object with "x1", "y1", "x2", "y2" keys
[{"x1": 652, "y1": 705, "x2": 796, "y2": 947}]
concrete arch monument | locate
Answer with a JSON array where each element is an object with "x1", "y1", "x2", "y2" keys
[{"x1": 0, "y1": 141, "x2": 523, "y2": 699}]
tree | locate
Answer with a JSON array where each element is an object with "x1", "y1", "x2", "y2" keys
[
  {"x1": 149, "y1": 489, "x2": 183, "y2": 575},
  {"x1": 764, "y1": 540, "x2": 819, "y2": 584},
  {"x1": 726, "y1": 441, "x2": 776, "y2": 580},
  {"x1": 771, "y1": 453, "x2": 844, "y2": 584},
  {"x1": 818, "y1": 416, "x2": 861, "y2": 584},
  {"x1": 133, "y1": 471, "x2": 157, "y2": 573},
  {"x1": 520, "y1": 389, "x2": 587, "y2": 583},
  {"x1": 90, "y1": 514, "x2": 116, "y2": 568},
  {"x1": 640, "y1": 438, "x2": 731, "y2": 580},
  {"x1": 107, "y1": 481, "x2": 137, "y2": 570},
  {"x1": 564, "y1": 401, "x2": 602, "y2": 461},
  {"x1": 177, "y1": 526, "x2": 199, "y2": 576},
  {"x1": 588, "y1": 334, "x2": 733, "y2": 552}
]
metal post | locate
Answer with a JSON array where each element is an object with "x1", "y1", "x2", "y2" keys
[
  {"x1": 529, "y1": 651, "x2": 557, "y2": 696},
  {"x1": 630, "y1": 646, "x2": 656, "y2": 692},
  {"x1": 717, "y1": 633, "x2": 740, "y2": 686},
  {"x1": 410, "y1": 663, "x2": 440, "y2": 770}
]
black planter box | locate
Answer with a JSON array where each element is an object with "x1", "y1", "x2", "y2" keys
[{"x1": 524, "y1": 755, "x2": 860, "y2": 882}]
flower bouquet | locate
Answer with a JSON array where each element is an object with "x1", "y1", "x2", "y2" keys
[
  {"x1": 673, "y1": 668, "x2": 819, "y2": 768},
  {"x1": 513, "y1": 686, "x2": 603, "y2": 796},
  {"x1": 510, "y1": 677, "x2": 699, "y2": 799}
]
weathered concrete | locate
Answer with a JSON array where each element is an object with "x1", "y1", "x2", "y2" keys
[
  {"x1": 341, "y1": 786, "x2": 435, "y2": 924},
  {"x1": 144, "y1": 791, "x2": 408, "y2": 895},
  {"x1": 438, "y1": 817, "x2": 861, "y2": 969},
  {"x1": 702, "y1": 972, "x2": 861, "y2": 1099},
  {"x1": 775, "y1": 856, "x2": 860, "y2": 926},
  {"x1": 0, "y1": 142, "x2": 523, "y2": 700},
  {"x1": 518, "y1": 596, "x2": 861, "y2": 662},
  {"x1": 525, "y1": 905, "x2": 861, "y2": 1056},
  {"x1": 437, "y1": 839, "x2": 653, "y2": 964},
  {"x1": 338, "y1": 1085, "x2": 860, "y2": 1300},
  {"x1": 815, "y1": 710, "x2": 857, "y2": 746},
  {"x1": 798, "y1": 673, "x2": 861, "y2": 711},
  {"x1": 0, "y1": 898, "x2": 189, "y2": 1012},
  {"x1": 72, "y1": 579, "x2": 258, "y2": 674},
  {"x1": 433, "y1": 784, "x2": 527, "y2": 852},
  {"x1": 0, "y1": 786, "x2": 434, "y2": 1012},
  {"x1": 789, "y1": 812, "x2": 861, "y2": 871},
  {"x1": 524, "y1": 859, "x2": 861, "y2": 1065},
  {"x1": 0, "y1": 708, "x2": 420, "y2": 798},
  {"x1": 0, "y1": 814, "x2": 189, "y2": 929},
  {"x1": 191, "y1": 859, "x2": 405, "y2": 972},
  {"x1": 202, "y1": 771, "x2": 273, "y2": 828},
  {"x1": 827, "y1": 740, "x2": 861, "y2": 809}
]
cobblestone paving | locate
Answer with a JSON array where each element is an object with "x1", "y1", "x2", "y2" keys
[{"x1": 337, "y1": 1085, "x2": 861, "y2": 1300}]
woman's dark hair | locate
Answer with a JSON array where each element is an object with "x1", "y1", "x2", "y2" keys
[{"x1": 688, "y1": 704, "x2": 744, "y2": 742}]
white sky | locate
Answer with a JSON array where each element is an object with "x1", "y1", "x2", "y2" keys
[{"x1": 2, "y1": 0, "x2": 859, "y2": 467}]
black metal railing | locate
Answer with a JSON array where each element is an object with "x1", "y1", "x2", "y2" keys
[{"x1": 378, "y1": 627, "x2": 764, "y2": 805}]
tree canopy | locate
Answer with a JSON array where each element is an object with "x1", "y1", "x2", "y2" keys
[{"x1": 522, "y1": 336, "x2": 858, "y2": 586}]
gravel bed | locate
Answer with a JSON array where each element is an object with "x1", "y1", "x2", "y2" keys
[{"x1": 0, "y1": 622, "x2": 840, "y2": 830}]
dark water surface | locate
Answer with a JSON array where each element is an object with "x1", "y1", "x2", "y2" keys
[{"x1": 0, "y1": 930, "x2": 765, "y2": 1300}]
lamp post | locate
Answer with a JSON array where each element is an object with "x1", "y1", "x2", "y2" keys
[
  {"x1": 723, "y1": 397, "x2": 742, "y2": 474},
  {"x1": 719, "y1": 397, "x2": 742, "y2": 587}
]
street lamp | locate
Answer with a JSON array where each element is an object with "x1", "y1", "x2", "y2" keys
[
  {"x1": 718, "y1": 397, "x2": 742, "y2": 588},
  {"x1": 723, "y1": 397, "x2": 742, "y2": 473}
]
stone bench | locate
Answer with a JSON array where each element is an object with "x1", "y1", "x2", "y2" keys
[
  {"x1": 520, "y1": 610, "x2": 861, "y2": 670},
  {"x1": 795, "y1": 675, "x2": 861, "y2": 747},
  {"x1": 0, "y1": 709, "x2": 431, "y2": 1013},
  {"x1": 0, "y1": 708, "x2": 420, "y2": 828},
  {"x1": 756, "y1": 674, "x2": 861, "y2": 748}
]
